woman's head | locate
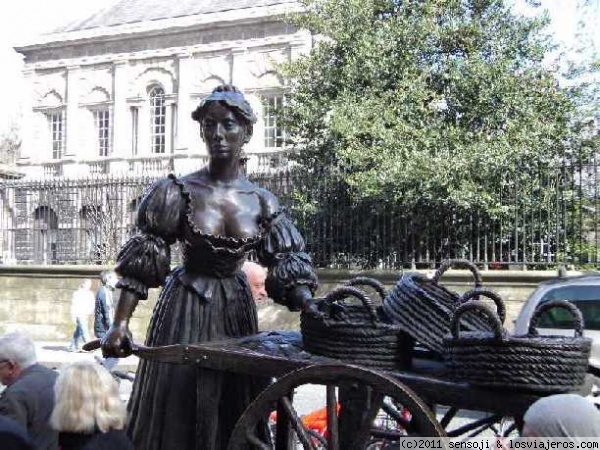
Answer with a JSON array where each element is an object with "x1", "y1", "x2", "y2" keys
[
  {"x1": 192, "y1": 85, "x2": 256, "y2": 145},
  {"x1": 523, "y1": 394, "x2": 600, "y2": 439},
  {"x1": 50, "y1": 361, "x2": 126, "y2": 434}
]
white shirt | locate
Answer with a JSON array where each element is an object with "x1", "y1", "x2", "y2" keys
[{"x1": 70, "y1": 287, "x2": 95, "y2": 321}]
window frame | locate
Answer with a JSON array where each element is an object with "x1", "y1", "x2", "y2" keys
[
  {"x1": 149, "y1": 85, "x2": 166, "y2": 154},
  {"x1": 92, "y1": 108, "x2": 112, "y2": 157},
  {"x1": 46, "y1": 109, "x2": 66, "y2": 160},
  {"x1": 262, "y1": 93, "x2": 286, "y2": 149}
]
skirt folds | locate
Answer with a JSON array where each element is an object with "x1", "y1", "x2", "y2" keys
[{"x1": 127, "y1": 268, "x2": 267, "y2": 450}]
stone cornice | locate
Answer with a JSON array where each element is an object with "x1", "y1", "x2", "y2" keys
[
  {"x1": 23, "y1": 32, "x2": 308, "y2": 71},
  {"x1": 15, "y1": 3, "x2": 303, "y2": 53}
]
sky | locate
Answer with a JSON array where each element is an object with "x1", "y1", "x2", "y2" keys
[
  {"x1": 0, "y1": 0, "x2": 597, "y2": 138},
  {"x1": 0, "y1": 0, "x2": 118, "y2": 136}
]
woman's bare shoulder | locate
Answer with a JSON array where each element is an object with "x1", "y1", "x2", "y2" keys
[
  {"x1": 179, "y1": 168, "x2": 210, "y2": 184},
  {"x1": 252, "y1": 185, "x2": 281, "y2": 217}
]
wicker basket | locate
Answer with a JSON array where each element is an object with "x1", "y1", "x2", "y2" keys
[
  {"x1": 445, "y1": 299, "x2": 592, "y2": 392},
  {"x1": 301, "y1": 286, "x2": 414, "y2": 370},
  {"x1": 344, "y1": 276, "x2": 388, "y2": 302},
  {"x1": 382, "y1": 259, "x2": 501, "y2": 355}
]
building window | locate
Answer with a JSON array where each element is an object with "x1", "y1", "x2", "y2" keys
[
  {"x1": 149, "y1": 86, "x2": 166, "y2": 154},
  {"x1": 93, "y1": 109, "x2": 111, "y2": 157},
  {"x1": 47, "y1": 110, "x2": 65, "y2": 159},
  {"x1": 131, "y1": 107, "x2": 139, "y2": 156},
  {"x1": 263, "y1": 94, "x2": 285, "y2": 148}
]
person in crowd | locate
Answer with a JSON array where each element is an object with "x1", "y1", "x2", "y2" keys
[
  {"x1": 101, "y1": 84, "x2": 318, "y2": 450},
  {"x1": 522, "y1": 394, "x2": 600, "y2": 440},
  {"x1": 94, "y1": 271, "x2": 117, "y2": 339},
  {"x1": 242, "y1": 260, "x2": 268, "y2": 303},
  {"x1": 0, "y1": 415, "x2": 35, "y2": 450},
  {"x1": 0, "y1": 330, "x2": 58, "y2": 450},
  {"x1": 69, "y1": 279, "x2": 95, "y2": 351},
  {"x1": 50, "y1": 360, "x2": 133, "y2": 450},
  {"x1": 94, "y1": 270, "x2": 119, "y2": 370}
]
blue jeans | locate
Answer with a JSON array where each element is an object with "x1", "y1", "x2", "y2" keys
[{"x1": 72, "y1": 318, "x2": 89, "y2": 349}]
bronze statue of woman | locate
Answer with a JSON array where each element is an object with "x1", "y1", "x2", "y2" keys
[{"x1": 101, "y1": 85, "x2": 318, "y2": 450}]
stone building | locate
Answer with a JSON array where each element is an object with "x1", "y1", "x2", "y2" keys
[
  {"x1": 1, "y1": 0, "x2": 311, "y2": 264},
  {"x1": 14, "y1": 0, "x2": 311, "y2": 178}
]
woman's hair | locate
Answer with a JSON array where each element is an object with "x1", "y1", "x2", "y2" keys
[
  {"x1": 523, "y1": 394, "x2": 600, "y2": 439},
  {"x1": 191, "y1": 85, "x2": 256, "y2": 139},
  {"x1": 50, "y1": 361, "x2": 126, "y2": 433}
]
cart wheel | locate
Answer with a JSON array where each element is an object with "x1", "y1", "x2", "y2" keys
[{"x1": 228, "y1": 363, "x2": 445, "y2": 450}]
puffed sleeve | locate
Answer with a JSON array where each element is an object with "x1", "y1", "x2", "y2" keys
[
  {"x1": 115, "y1": 174, "x2": 185, "y2": 300},
  {"x1": 257, "y1": 208, "x2": 318, "y2": 311}
]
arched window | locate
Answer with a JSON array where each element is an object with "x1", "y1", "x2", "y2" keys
[
  {"x1": 86, "y1": 88, "x2": 112, "y2": 157},
  {"x1": 38, "y1": 91, "x2": 66, "y2": 160},
  {"x1": 149, "y1": 86, "x2": 166, "y2": 154}
]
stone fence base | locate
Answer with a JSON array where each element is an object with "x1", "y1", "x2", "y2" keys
[{"x1": 0, "y1": 265, "x2": 572, "y2": 341}]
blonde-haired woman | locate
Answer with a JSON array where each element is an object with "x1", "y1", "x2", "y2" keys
[{"x1": 50, "y1": 361, "x2": 133, "y2": 450}]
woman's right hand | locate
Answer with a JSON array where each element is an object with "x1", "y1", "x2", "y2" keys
[{"x1": 101, "y1": 323, "x2": 134, "y2": 358}]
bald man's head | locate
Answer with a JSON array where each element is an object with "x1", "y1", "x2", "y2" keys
[{"x1": 242, "y1": 261, "x2": 268, "y2": 303}]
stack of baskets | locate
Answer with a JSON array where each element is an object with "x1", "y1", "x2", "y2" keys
[
  {"x1": 445, "y1": 292, "x2": 592, "y2": 392},
  {"x1": 301, "y1": 281, "x2": 414, "y2": 371},
  {"x1": 300, "y1": 260, "x2": 592, "y2": 394},
  {"x1": 382, "y1": 259, "x2": 506, "y2": 355}
]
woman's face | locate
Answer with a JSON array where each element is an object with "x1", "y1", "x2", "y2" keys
[{"x1": 201, "y1": 102, "x2": 247, "y2": 161}]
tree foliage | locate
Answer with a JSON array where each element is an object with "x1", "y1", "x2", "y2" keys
[{"x1": 282, "y1": 0, "x2": 588, "y2": 216}]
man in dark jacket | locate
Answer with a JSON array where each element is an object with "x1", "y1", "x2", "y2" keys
[
  {"x1": 0, "y1": 331, "x2": 58, "y2": 450},
  {"x1": 0, "y1": 415, "x2": 35, "y2": 450},
  {"x1": 94, "y1": 270, "x2": 116, "y2": 338},
  {"x1": 94, "y1": 270, "x2": 119, "y2": 370}
]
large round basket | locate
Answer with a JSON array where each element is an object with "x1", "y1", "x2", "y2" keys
[
  {"x1": 301, "y1": 286, "x2": 414, "y2": 370},
  {"x1": 382, "y1": 259, "x2": 504, "y2": 355},
  {"x1": 445, "y1": 299, "x2": 592, "y2": 393}
]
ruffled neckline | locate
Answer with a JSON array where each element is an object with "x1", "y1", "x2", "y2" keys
[{"x1": 169, "y1": 173, "x2": 281, "y2": 247}]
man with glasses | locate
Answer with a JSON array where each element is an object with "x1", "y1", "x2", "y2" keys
[{"x1": 0, "y1": 331, "x2": 58, "y2": 450}]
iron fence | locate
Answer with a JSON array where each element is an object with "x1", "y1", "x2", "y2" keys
[{"x1": 0, "y1": 161, "x2": 598, "y2": 269}]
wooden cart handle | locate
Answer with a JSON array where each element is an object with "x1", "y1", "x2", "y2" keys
[{"x1": 82, "y1": 339, "x2": 184, "y2": 363}]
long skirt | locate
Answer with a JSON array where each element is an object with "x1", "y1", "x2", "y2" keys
[{"x1": 127, "y1": 268, "x2": 268, "y2": 450}]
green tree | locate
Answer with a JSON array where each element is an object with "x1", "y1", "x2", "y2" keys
[{"x1": 280, "y1": 0, "x2": 595, "y2": 267}]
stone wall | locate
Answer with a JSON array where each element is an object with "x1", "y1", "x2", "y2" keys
[{"x1": 0, "y1": 265, "x2": 569, "y2": 341}]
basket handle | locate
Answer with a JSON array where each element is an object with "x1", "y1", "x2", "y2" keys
[
  {"x1": 344, "y1": 277, "x2": 388, "y2": 301},
  {"x1": 323, "y1": 286, "x2": 378, "y2": 323},
  {"x1": 458, "y1": 288, "x2": 507, "y2": 324},
  {"x1": 451, "y1": 301, "x2": 505, "y2": 340},
  {"x1": 432, "y1": 259, "x2": 482, "y2": 288},
  {"x1": 528, "y1": 299, "x2": 585, "y2": 338}
]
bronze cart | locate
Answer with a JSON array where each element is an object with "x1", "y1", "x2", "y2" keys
[{"x1": 116, "y1": 330, "x2": 589, "y2": 449}]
